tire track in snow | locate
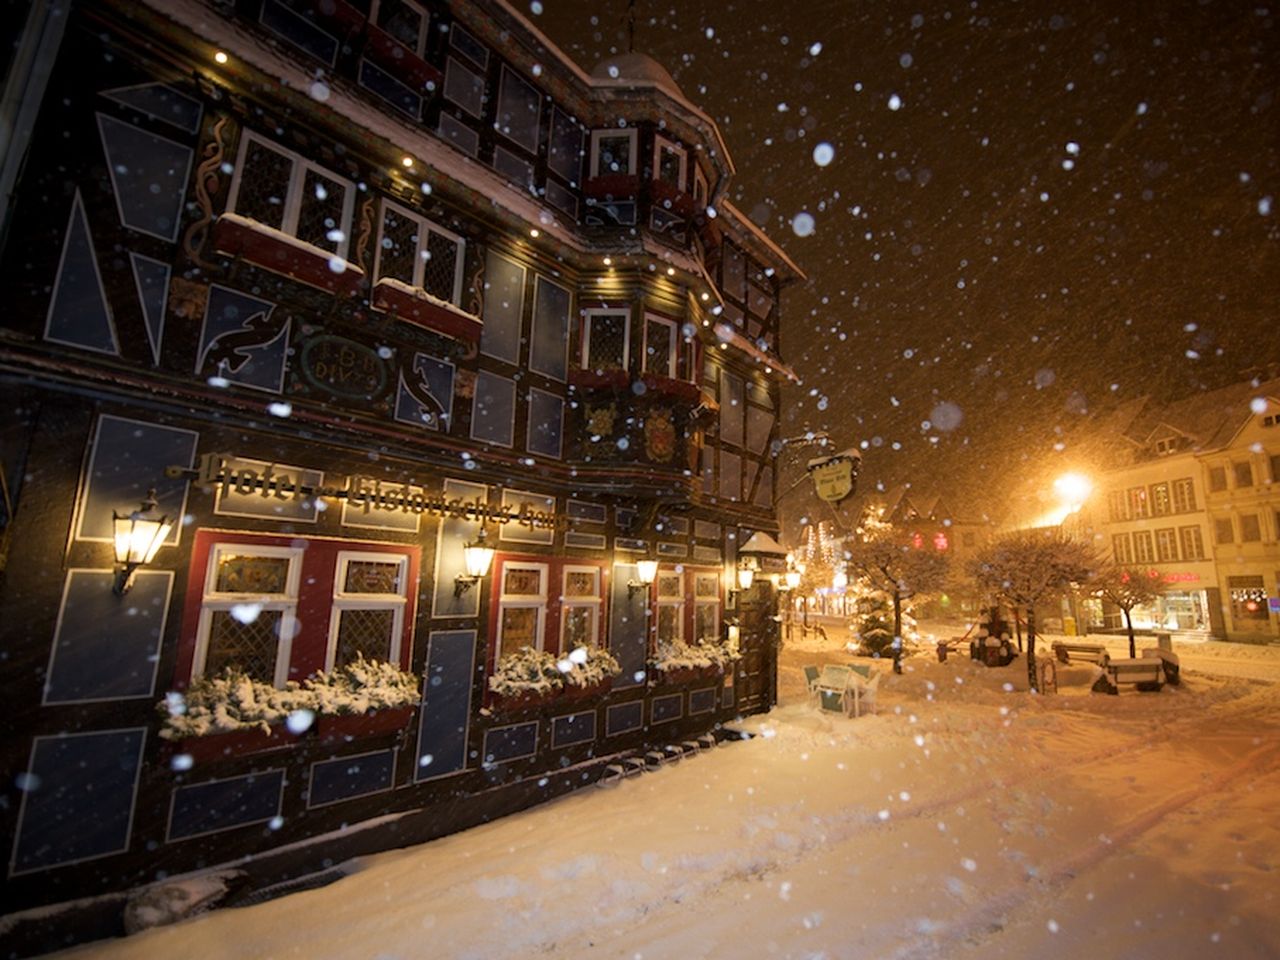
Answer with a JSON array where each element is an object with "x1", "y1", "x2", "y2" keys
[{"x1": 887, "y1": 739, "x2": 1280, "y2": 960}]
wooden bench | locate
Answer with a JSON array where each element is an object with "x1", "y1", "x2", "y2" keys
[
  {"x1": 1052, "y1": 641, "x2": 1110, "y2": 666},
  {"x1": 1101, "y1": 657, "x2": 1165, "y2": 694}
]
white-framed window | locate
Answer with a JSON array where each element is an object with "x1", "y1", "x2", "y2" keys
[
  {"x1": 443, "y1": 56, "x2": 485, "y2": 117},
  {"x1": 1133, "y1": 531, "x2": 1154, "y2": 564},
  {"x1": 227, "y1": 131, "x2": 355, "y2": 258},
  {"x1": 656, "y1": 569, "x2": 685, "y2": 643},
  {"x1": 1172, "y1": 478, "x2": 1196, "y2": 513},
  {"x1": 643, "y1": 314, "x2": 678, "y2": 377},
  {"x1": 1127, "y1": 486, "x2": 1149, "y2": 519},
  {"x1": 326, "y1": 552, "x2": 410, "y2": 670},
  {"x1": 581, "y1": 308, "x2": 630, "y2": 372},
  {"x1": 1154, "y1": 528, "x2": 1179, "y2": 562},
  {"x1": 374, "y1": 199, "x2": 466, "y2": 305},
  {"x1": 194, "y1": 543, "x2": 304, "y2": 687},
  {"x1": 653, "y1": 134, "x2": 687, "y2": 189},
  {"x1": 371, "y1": 0, "x2": 429, "y2": 56},
  {"x1": 692, "y1": 572, "x2": 720, "y2": 643},
  {"x1": 560, "y1": 565, "x2": 602, "y2": 650},
  {"x1": 496, "y1": 561, "x2": 548, "y2": 657},
  {"x1": 1179, "y1": 525, "x2": 1205, "y2": 560},
  {"x1": 1111, "y1": 533, "x2": 1133, "y2": 565},
  {"x1": 590, "y1": 128, "x2": 637, "y2": 177}
]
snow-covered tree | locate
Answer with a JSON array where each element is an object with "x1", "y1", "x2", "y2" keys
[
  {"x1": 853, "y1": 587, "x2": 895, "y2": 656},
  {"x1": 1090, "y1": 564, "x2": 1164, "y2": 658},
  {"x1": 970, "y1": 530, "x2": 1098, "y2": 692},
  {"x1": 845, "y1": 511, "x2": 950, "y2": 656}
]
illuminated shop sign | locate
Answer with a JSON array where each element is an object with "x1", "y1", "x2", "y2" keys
[{"x1": 172, "y1": 453, "x2": 568, "y2": 529}]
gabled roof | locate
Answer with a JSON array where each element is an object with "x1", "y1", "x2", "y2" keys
[{"x1": 1125, "y1": 377, "x2": 1280, "y2": 452}]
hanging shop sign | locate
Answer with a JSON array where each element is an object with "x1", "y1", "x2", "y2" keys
[
  {"x1": 806, "y1": 448, "x2": 862, "y2": 503},
  {"x1": 172, "y1": 453, "x2": 569, "y2": 529}
]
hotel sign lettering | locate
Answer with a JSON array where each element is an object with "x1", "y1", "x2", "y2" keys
[{"x1": 175, "y1": 453, "x2": 568, "y2": 529}]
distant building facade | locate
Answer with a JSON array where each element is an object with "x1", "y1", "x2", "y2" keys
[
  {"x1": 0, "y1": 0, "x2": 802, "y2": 919},
  {"x1": 1073, "y1": 378, "x2": 1280, "y2": 641}
]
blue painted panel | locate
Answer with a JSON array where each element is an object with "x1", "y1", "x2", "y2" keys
[
  {"x1": 416, "y1": 630, "x2": 476, "y2": 781},
  {"x1": 551, "y1": 711, "x2": 596, "y2": 748},
  {"x1": 651, "y1": 693, "x2": 683, "y2": 724},
  {"x1": 168, "y1": 770, "x2": 284, "y2": 841},
  {"x1": 608, "y1": 563, "x2": 648, "y2": 688},
  {"x1": 471, "y1": 370, "x2": 516, "y2": 447},
  {"x1": 309, "y1": 750, "x2": 395, "y2": 807},
  {"x1": 44, "y1": 191, "x2": 118, "y2": 355},
  {"x1": 45, "y1": 570, "x2": 171, "y2": 703},
  {"x1": 431, "y1": 479, "x2": 487, "y2": 617},
  {"x1": 97, "y1": 114, "x2": 192, "y2": 242},
  {"x1": 129, "y1": 253, "x2": 170, "y2": 365},
  {"x1": 13, "y1": 729, "x2": 145, "y2": 872},
  {"x1": 197, "y1": 285, "x2": 289, "y2": 394},
  {"x1": 689, "y1": 687, "x2": 717, "y2": 715},
  {"x1": 479, "y1": 251, "x2": 524, "y2": 363},
  {"x1": 483, "y1": 722, "x2": 538, "y2": 764},
  {"x1": 102, "y1": 83, "x2": 203, "y2": 134},
  {"x1": 605, "y1": 701, "x2": 643, "y2": 737},
  {"x1": 358, "y1": 59, "x2": 421, "y2": 117},
  {"x1": 77, "y1": 415, "x2": 197, "y2": 543},
  {"x1": 395, "y1": 352, "x2": 454, "y2": 431},
  {"x1": 526, "y1": 389, "x2": 563, "y2": 458}
]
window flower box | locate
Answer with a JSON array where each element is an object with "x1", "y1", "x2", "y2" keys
[
  {"x1": 584, "y1": 174, "x2": 639, "y2": 200},
  {"x1": 650, "y1": 663, "x2": 723, "y2": 687},
  {"x1": 487, "y1": 646, "x2": 620, "y2": 713},
  {"x1": 569, "y1": 367, "x2": 631, "y2": 392},
  {"x1": 317, "y1": 705, "x2": 414, "y2": 742},
  {"x1": 649, "y1": 179, "x2": 696, "y2": 217},
  {"x1": 213, "y1": 213, "x2": 365, "y2": 297},
  {"x1": 639, "y1": 373, "x2": 701, "y2": 405},
  {"x1": 649, "y1": 639, "x2": 740, "y2": 687},
  {"x1": 371, "y1": 277, "x2": 482, "y2": 343}
]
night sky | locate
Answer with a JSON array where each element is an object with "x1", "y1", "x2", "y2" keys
[{"x1": 534, "y1": 0, "x2": 1279, "y2": 520}]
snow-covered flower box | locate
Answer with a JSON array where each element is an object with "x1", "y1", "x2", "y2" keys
[
  {"x1": 649, "y1": 638, "x2": 740, "y2": 686},
  {"x1": 159, "y1": 657, "x2": 419, "y2": 759},
  {"x1": 213, "y1": 213, "x2": 365, "y2": 297},
  {"x1": 371, "y1": 277, "x2": 483, "y2": 343},
  {"x1": 487, "y1": 645, "x2": 620, "y2": 713}
]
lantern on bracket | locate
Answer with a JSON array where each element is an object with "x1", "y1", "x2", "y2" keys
[{"x1": 111, "y1": 489, "x2": 172, "y2": 596}]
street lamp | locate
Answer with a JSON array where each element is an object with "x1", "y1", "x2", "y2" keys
[
  {"x1": 1053, "y1": 472, "x2": 1092, "y2": 512},
  {"x1": 454, "y1": 528, "x2": 495, "y2": 598}
]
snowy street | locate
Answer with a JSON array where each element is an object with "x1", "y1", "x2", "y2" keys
[{"x1": 56, "y1": 623, "x2": 1280, "y2": 960}]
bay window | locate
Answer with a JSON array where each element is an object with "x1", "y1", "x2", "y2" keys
[
  {"x1": 581, "y1": 309, "x2": 629, "y2": 372},
  {"x1": 654, "y1": 135, "x2": 686, "y2": 189},
  {"x1": 590, "y1": 128, "x2": 637, "y2": 177},
  {"x1": 644, "y1": 314, "x2": 678, "y2": 377}
]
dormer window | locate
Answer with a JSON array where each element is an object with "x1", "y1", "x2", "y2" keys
[
  {"x1": 1155, "y1": 437, "x2": 1178, "y2": 455},
  {"x1": 373, "y1": 0, "x2": 428, "y2": 56},
  {"x1": 590, "y1": 129, "x2": 637, "y2": 176},
  {"x1": 654, "y1": 135, "x2": 686, "y2": 189}
]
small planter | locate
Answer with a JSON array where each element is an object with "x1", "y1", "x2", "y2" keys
[
  {"x1": 651, "y1": 664, "x2": 724, "y2": 687},
  {"x1": 171, "y1": 724, "x2": 304, "y2": 764},
  {"x1": 558, "y1": 679, "x2": 612, "y2": 704},
  {"x1": 489, "y1": 689, "x2": 559, "y2": 714},
  {"x1": 317, "y1": 706, "x2": 415, "y2": 743}
]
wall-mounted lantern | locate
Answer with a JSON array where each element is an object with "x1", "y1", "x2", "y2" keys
[
  {"x1": 628, "y1": 557, "x2": 659, "y2": 598},
  {"x1": 112, "y1": 489, "x2": 172, "y2": 596},
  {"x1": 455, "y1": 528, "x2": 495, "y2": 598}
]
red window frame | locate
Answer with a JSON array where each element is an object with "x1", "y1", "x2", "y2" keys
[
  {"x1": 486, "y1": 553, "x2": 609, "y2": 675},
  {"x1": 174, "y1": 529, "x2": 420, "y2": 688},
  {"x1": 643, "y1": 563, "x2": 723, "y2": 651}
]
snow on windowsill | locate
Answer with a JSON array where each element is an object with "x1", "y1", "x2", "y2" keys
[
  {"x1": 373, "y1": 277, "x2": 480, "y2": 323},
  {"x1": 216, "y1": 212, "x2": 365, "y2": 278}
]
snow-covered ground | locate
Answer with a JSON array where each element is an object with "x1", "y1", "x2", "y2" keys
[{"x1": 54, "y1": 622, "x2": 1280, "y2": 960}]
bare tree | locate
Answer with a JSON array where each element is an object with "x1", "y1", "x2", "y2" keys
[
  {"x1": 1091, "y1": 564, "x2": 1164, "y2": 658},
  {"x1": 846, "y1": 516, "x2": 950, "y2": 671},
  {"x1": 969, "y1": 529, "x2": 1097, "y2": 692}
]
